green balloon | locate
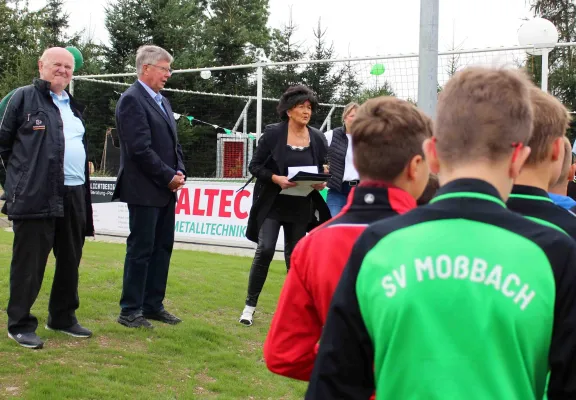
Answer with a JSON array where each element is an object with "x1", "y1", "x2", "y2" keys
[
  {"x1": 65, "y1": 46, "x2": 84, "y2": 71},
  {"x1": 370, "y1": 63, "x2": 385, "y2": 76}
]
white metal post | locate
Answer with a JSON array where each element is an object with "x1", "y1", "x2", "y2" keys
[
  {"x1": 541, "y1": 48, "x2": 550, "y2": 92},
  {"x1": 256, "y1": 66, "x2": 263, "y2": 141},
  {"x1": 417, "y1": 0, "x2": 439, "y2": 118},
  {"x1": 69, "y1": 79, "x2": 75, "y2": 96}
]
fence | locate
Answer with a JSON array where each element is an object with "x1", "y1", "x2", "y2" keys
[{"x1": 73, "y1": 42, "x2": 576, "y2": 180}]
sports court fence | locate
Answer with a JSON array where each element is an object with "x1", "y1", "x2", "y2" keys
[{"x1": 73, "y1": 42, "x2": 576, "y2": 180}]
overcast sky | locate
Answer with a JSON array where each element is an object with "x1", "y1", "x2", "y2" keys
[{"x1": 27, "y1": 0, "x2": 534, "y2": 57}]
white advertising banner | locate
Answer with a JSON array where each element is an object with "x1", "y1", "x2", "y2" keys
[{"x1": 90, "y1": 178, "x2": 284, "y2": 248}]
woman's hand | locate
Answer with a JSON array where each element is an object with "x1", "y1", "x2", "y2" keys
[
  {"x1": 272, "y1": 175, "x2": 297, "y2": 189},
  {"x1": 311, "y1": 182, "x2": 326, "y2": 191}
]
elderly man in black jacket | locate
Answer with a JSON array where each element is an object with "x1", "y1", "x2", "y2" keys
[{"x1": 0, "y1": 47, "x2": 94, "y2": 349}]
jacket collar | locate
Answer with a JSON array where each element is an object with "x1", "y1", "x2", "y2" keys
[
  {"x1": 430, "y1": 178, "x2": 506, "y2": 208},
  {"x1": 33, "y1": 78, "x2": 85, "y2": 113},
  {"x1": 510, "y1": 185, "x2": 553, "y2": 203},
  {"x1": 343, "y1": 182, "x2": 417, "y2": 215}
]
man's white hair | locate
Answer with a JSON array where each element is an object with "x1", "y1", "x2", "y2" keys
[{"x1": 136, "y1": 45, "x2": 173, "y2": 75}]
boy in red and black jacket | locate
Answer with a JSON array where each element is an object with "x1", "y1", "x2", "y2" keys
[{"x1": 263, "y1": 96, "x2": 433, "y2": 381}]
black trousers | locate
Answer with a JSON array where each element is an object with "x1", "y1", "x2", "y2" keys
[
  {"x1": 119, "y1": 198, "x2": 175, "y2": 317},
  {"x1": 245, "y1": 218, "x2": 307, "y2": 307},
  {"x1": 7, "y1": 185, "x2": 86, "y2": 334}
]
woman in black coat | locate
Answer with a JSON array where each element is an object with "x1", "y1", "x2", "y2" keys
[{"x1": 240, "y1": 85, "x2": 331, "y2": 326}]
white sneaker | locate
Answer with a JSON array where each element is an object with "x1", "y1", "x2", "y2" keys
[{"x1": 239, "y1": 305, "x2": 256, "y2": 326}]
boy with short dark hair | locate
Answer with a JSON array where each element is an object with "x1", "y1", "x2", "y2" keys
[
  {"x1": 306, "y1": 67, "x2": 576, "y2": 400},
  {"x1": 264, "y1": 96, "x2": 432, "y2": 381}
]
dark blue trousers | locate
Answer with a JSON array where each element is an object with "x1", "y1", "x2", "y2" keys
[{"x1": 120, "y1": 198, "x2": 175, "y2": 316}]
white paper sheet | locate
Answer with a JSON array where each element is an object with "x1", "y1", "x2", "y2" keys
[
  {"x1": 287, "y1": 166, "x2": 319, "y2": 179},
  {"x1": 280, "y1": 181, "x2": 318, "y2": 197}
]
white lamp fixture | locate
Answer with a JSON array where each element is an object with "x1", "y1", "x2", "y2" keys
[
  {"x1": 517, "y1": 17, "x2": 559, "y2": 92},
  {"x1": 518, "y1": 17, "x2": 559, "y2": 55}
]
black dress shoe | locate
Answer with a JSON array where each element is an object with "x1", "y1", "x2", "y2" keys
[
  {"x1": 143, "y1": 310, "x2": 182, "y2": 325},
  {"x1": 117, "y1": 314, "x2": 154, "y2": 329}
]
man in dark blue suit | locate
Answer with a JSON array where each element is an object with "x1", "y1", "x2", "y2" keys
[{"x1": 113, "y1": 45, "x2": 186, "y2": 328}]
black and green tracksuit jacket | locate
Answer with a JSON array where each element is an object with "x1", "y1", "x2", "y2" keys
[
  {"x1": 507, "y1": 184, "x2": 576, "y2": 237},
  {"x1": 306, "y1": 179, "x2": 576, "y2": 400}
]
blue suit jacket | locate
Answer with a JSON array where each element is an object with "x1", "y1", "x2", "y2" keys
[{"x1": 112, "y1": 81, "x2": 186, "y2": 207}]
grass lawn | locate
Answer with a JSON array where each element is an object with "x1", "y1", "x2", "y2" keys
[{"x1": 0, "y1": 230, "x2": 306, "y2": 399}]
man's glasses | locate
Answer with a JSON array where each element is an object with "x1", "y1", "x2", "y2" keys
[{"x1": 147, "y1": 64, "x2": 173, "y2": 74}]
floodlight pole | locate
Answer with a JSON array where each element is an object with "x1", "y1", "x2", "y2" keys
[
  {"x1": 541, "y1": 48, "x2": 550, "y2": 92},
  {"x1": 256, "y1": 66, "x2": 263, "y2": 141},
  {"x1": 417, "y1": 0, "x2": 439, "y2": 118}
]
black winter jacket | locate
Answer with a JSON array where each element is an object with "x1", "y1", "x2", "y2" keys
[
  {"x1": 0, "y1": 78, "x2": 94, "y2": 236},
  {"x1": 245, "y1": 121, "x2": 331, "y2": 243}
]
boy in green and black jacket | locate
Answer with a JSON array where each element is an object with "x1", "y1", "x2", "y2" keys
[
  {"x1": 306, "y1": 67, "x2": 576, "y2": 400},
  {"x1": 507, "y1": 86, "x2": 576, "y2": 237}
]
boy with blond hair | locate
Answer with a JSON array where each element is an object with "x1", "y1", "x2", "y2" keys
[
  {"x1": 306, "y1": 68, "x2": 576, "y2": 400},
  {"x1": 507, "y1": 86, "x2": 576, "y2": 236},
  {"x1": 548, "y1": 137, "x2": 576, "y2": 210}
]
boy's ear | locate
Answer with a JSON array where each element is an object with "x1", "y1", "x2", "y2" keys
[
  {"x1": 408, "y1": 154, "x2": 424, "y2": 180},
  {"x1": 422, "y1": 138, "x2": 439, "y2": 174},
  {"x1": 510, "y1": 145, "x2": 532, "y2": 180},
  {"x1": 551, "y1": 137, "x2": 563, "y2": 161}
]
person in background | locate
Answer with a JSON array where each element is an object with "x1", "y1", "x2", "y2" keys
[
  {"x1": 307, "y1": 67, "x2": 576, "y2": 400},
  {"x1": 0, "y1": 47, "x2": 94, "y2": 349},
  {"x1": 416, "y1": 174, "x2": 439, "y2": 206},
  {"x1": 263, "y1": 96, "x2": 432, "y2": 382},
  {"x1": 324, "y1": 103, "x2": 360, "y2": 217},
  {"x1": 113, "y1": 45, "x2": 186, "y2": 329},
  {"x1": 507, "y1": 86, "x2": 576, "y2": 237},
  {"x1": 548, "y1": 137, "x2": 576, "y2": 211},
  {"x1": 240, "y1": 85, "x2": 331, "y2": 326}
]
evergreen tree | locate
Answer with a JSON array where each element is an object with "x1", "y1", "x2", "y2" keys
[
  {"x1": 301, "y1": 19, "x2": 343, "y2": 128},
  {"x1": 262, "y1": 11, "x2": 305, "y2": 125},
  {"x1": 40, "y1": 0, "x2": 70, "y2": 47},
  {"x1": 338, "y1": 59, "x2": 362, "y2": 104}
]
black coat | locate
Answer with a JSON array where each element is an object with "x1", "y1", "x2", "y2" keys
[
  {"x1": 0, "y1": 79, "x2": 94, "y2": 236},
  {"x1": 246, "y1": 121, "x2": 331, "y2": 243},
  {"x1": 112, "y1": 81, "x2": 186, "y2": 207}
]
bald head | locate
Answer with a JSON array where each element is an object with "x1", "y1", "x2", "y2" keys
[{"x1": 38, "y1": 47, "x2": 74, "y2": 95}]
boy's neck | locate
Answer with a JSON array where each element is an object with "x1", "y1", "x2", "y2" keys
[
  {"x1": 513, "y1": 166, "x2": 554, "y2": 192},
  {"x1": 549, "y1": 182, "x2": 568, "y2": 196},
  {"x1": 437, "y1": 163, "x2": 515, "y2": 202}
]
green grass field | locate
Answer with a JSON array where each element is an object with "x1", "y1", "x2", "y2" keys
[{"x1": 0, "y1": 230, "x2": 306, "y2": 399}]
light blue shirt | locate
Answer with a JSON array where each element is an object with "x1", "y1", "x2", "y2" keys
[
  {"x1": 50, "y1": 91, "x2": 86, "y2": 186},
  {"x1": 138, "y1": 80, "x2": 167, "y2": 116},
  {"x1": 548, "y1": 192, "x2": 576, "y2": 210}
]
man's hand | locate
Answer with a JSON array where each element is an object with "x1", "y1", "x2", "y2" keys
[
  {"x1": 175, "y1": 171, "x2": 186, "y2": 190},
  {"x1": 311, "y1": 182, "x2": 326, "y2": 191},
  {"x1": 168, "y1": 174, "x2": 185, "y2": 191},
  {"x1": 272, "y1": 174, "x2": 297, "y2": 190}
]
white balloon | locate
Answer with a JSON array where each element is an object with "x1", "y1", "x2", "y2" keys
[
  {"x1": 200, "y1": 70, "x2": 212, "y2": 79},
  {"x1": 518, "y1": 18, "x2": 559, "y2": 55}
]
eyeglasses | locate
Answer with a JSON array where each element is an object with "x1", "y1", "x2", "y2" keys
[{"x1": 147, "y1": 64, "x2": 173, "y2": 74}]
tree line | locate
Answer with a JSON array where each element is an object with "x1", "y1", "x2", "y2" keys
[{"x1": 0, "y1": 0, "x2": 574, "y2": 177}]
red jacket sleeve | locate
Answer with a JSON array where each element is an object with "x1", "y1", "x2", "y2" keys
[{"x1": 263, "y1": 239, "x2": 323, "y2": 381}]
